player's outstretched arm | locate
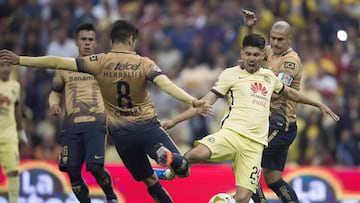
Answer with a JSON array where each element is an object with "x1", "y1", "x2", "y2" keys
[
  {"x1": 0, "y1": 49, "x2": 77, "y2": 71},
  {"x1": 162, "y1": 91, "x2": 217, "y2": 130},
  {"x1": 153, "y1": 74, "x2": 205, "y2": 107},
  {"x1": 161, "y1": 108, "x2": 198, "y2": 130},
  {"x1": 281, "y1": 86, "x2": 340, "y2": 121}
]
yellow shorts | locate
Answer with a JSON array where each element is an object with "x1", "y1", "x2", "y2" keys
[
  {"x1": 0, "y1": 142, "x2": 20, "y2": 174},
  {"x1": 197, "y1": 128, "x2": 264, "y2": 193}
]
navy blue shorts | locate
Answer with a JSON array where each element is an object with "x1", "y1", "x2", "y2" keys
[
  {"x1": 108, "y1": 119, "x2": 181, "y2": 181},
  {"x1": 261, "y1": 122, "x2": 297, "y2": 171},
  {"x1": 58, "y1": 121, "x2": 107, "y2": 171}
]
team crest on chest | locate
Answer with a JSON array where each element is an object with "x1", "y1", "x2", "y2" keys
[
  {"x1": 207, "y1": 136, "x2": 215, "y2": 143},
  {"x1": 263, "y1": 76, "x2": 270, "y2": 84}
]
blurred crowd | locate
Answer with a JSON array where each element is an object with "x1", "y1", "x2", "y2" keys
[{"x1": 0, "y1": 0, "x2": 360, "y2": 167}]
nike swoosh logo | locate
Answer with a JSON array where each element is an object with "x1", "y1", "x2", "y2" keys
[{"x1": 94, "y1": 155, "x2": 104, "y2": 159}]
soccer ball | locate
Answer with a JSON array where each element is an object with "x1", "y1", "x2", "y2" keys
[{"x1": 208, "y1": 193, "x2": 236, "y2": 203}]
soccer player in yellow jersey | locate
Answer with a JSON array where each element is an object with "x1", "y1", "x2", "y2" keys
[
  {"x1": 0, "y1": 61, "x2": 26, "y2": 203},
  {"x1": 0, "y1": 20, "x2": 206, "y2": 203},
  {"x1": 243, "y1": 9, "x2": 304, "y2": 203},
  {"x1": 159, "y1": 34, "x2": 339, "y2": 203},
  {"x1": 48, "y1": 23, "x2": 118, "y2": 203}
]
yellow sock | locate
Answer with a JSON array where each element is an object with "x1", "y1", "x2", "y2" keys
[{"x1": 8, "y1": 176, "x2": 20, "y2": 203}]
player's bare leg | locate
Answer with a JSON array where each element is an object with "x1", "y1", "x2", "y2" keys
[
  {"x1": 233, "y1": 185, "x2": 253, "y2": 203},
  {"x1": 184, "y1": 144, "x2": 211, "y2": 163}
]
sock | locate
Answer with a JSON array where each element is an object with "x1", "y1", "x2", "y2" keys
[
  {"x1": 71, "y1": 179, "x2": 91, "y2": 203},
  {"x1": 8, "y1": 176, "x2": 20, "y2": 203},
  {"x1": 251, "y1": 184, "x2": 268, "y2": 203},
  {"x1": 94, "y1": 169, "x2": 117, "y2": 200},
  {"x1": 268, "y1": 179, "x2": 299, "y2": 203},
  {"x1": 147, "y1": 181, "x2": 173, "y2": 203}
]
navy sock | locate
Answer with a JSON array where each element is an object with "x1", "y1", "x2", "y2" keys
[
  {"x1": 251, "y1": 184, "x2": 268, "y2": 203},
  {"x1": 268, "y1": 179, "x2": 299, "y2": 203},
  {"x1": 71, "y1": 179, "x2": 91, "y2": 203},
  {"x1": 94, "y1": 170, "x2": 117, "y2": 200},
  {"x1": 147, "y1": 181, "x2": 173, "y2": 203}
]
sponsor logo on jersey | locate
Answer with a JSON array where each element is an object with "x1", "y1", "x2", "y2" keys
[
  {"x1": 69, "y1": 75, "x2": 95, "y2": 82},
  {"x1": 284, "y1": 61, "x2": 295, "y2": 69},
  {"x1": 114, "y1": 62, "x2": 141, "y2": 70},
  {"x1": 250, "y1": 82, "x2": 269, "y2": 107},
  {"x1": 0, "y1": 94, "x2": 11, "y2": 106},
  {"x1": 250, "y1": 82, "x2": 268, "y2": 96}
]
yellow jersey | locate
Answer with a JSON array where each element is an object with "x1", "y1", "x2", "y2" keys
[
  {"x1": 211, "y1": 66, "x2": 284, "y2": 146},
  {"x1": 0, "y1": 79, "x2": 20, "y2": 143}
]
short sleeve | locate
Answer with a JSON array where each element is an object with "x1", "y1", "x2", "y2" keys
[
  {"x1": 211, "y1": 70, "x2": 232, "y2": 97},
  {"x1": 76, "y1": 54, "x2": 104, "y2": 76},
  {"x1": 144, "y1": 57, "x2": 163, "y2": 81}
]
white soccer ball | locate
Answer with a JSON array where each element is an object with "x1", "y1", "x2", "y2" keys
[{"x1": 208, "y1": 193, "x2": 236, "y2": 203}]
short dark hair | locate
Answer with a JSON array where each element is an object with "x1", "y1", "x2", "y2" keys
[
  {"x1": 75, "y1": 23, "x2": 96, "y2": 38},
  {"x1": 242, "y1": 34, "x2": 265, "y2": 50},
  {"x1": 110, "y1": 20, "x2": 139, "y2": 44}
]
